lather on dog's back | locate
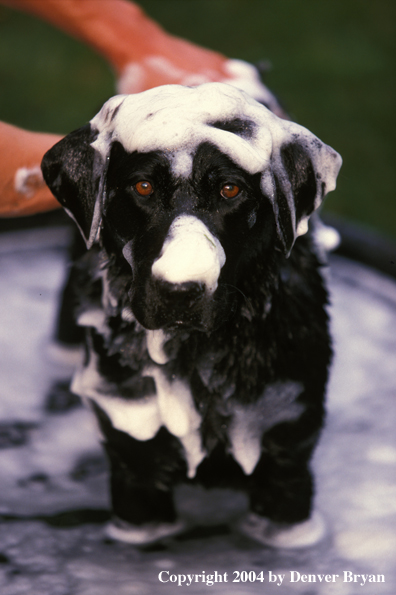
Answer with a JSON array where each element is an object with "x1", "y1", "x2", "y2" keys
[{"x1": 42, "y1": 83, "x2": 342, "y2": 547}]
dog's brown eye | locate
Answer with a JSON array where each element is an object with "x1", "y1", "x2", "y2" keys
[
  {"x1": 135, "y1": 181, "x2": 153, "y2": 197},
  {"x1": 221, "y1": 184, "x2": 240, "y2": 199}
]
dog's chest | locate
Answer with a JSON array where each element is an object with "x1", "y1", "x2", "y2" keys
[
  {"x1": 72, "y1": 250, "x2": 309, "y2": 477},
  {"x1": 73, "y1": 317, "x2": 305, "y2": 478}
]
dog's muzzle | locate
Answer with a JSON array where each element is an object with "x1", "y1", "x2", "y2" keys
[
  {"x1": 132, "y1": 215, "x2": 226, "y2": 331},
  {"x1": 151, "y1": 215, "x2": 226, "y2": 294}
]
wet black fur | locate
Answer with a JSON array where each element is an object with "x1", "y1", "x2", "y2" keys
[{"x1": 42, "y1": 129, "x2": 332, "y2": 528}]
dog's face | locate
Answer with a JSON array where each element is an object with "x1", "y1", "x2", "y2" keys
[
  {"x1": 103, "y1": 139, "x2": 277, "y2": 331},
  {"x1": 42, "y1": 83, "x2": 341, "y2": 332}
]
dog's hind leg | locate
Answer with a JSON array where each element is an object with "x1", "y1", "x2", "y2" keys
[{"x1": 91, "y1": 402, "x2": 188, "y2": 544}]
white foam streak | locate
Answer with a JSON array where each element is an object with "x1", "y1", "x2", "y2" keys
[
  {"x1": 72, "y1": 353, "x2": 205, "y2": 478},
  {"x1": 152, "y1": 216, "x2": 226, "y2": 293},
  {"x1": 90, "y1": 83, "x2": 342, "y2": 247}
]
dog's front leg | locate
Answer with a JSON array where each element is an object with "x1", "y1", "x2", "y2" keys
[
  {"x1": 238, "y1": 414, "x2": 326, "y2": 549},
  {"x1": 91, "y1": 402, "x2": 187, "y2": 544}
]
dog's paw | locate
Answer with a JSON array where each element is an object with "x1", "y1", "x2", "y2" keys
[
  {"x1": 105, "y1": 517, "x2": 186, "y2": 545},
  {"x1": 236, "y1": 511, "x2": 326, "y2": 549}
]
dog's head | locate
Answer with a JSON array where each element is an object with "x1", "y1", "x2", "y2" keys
[{"x1": 42, "y1": 83, "x2": 341, "y2": 332}]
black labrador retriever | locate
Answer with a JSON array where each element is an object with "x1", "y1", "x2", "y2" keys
[{"x1": 42, "y1": 83, "x2": 342, "y2": 547}]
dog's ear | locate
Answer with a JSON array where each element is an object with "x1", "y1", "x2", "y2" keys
[
  {"x1": 41, "y1": 124, "x2": 104, "y2": 248},
  {"x1": 261, "y1": 125, "x2": 342, "y2": 256}
]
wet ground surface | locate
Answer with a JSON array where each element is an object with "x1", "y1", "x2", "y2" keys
[{"x1": 0, "y1": 227, "x2": 395, "y2": 595}]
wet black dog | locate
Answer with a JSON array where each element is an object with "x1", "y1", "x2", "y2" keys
[{"x1": 42, "y1": 83, "x2": 341, "y2": 547}]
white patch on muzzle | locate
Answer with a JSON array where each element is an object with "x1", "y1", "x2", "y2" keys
[{"x1": 151, "y1": 215, "x2": 226, "y2": 293}]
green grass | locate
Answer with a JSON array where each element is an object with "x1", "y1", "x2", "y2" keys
[{"x1": 0, "y1": 0, "x2": 394, "y2": 239}]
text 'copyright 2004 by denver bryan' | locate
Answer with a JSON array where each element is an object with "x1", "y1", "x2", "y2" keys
[{"x1": 158, "y1": 570, "x2": 386, "y2": 587}]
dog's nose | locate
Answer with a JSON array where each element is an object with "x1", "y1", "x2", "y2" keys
[
  {"x1": 159, "y1": 280, "x2": 205, "y2": 308},
  {"x1": 151, "y1": 216, "x2": 226, "y2": 294}
]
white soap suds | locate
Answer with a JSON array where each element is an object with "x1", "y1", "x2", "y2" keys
[
  {"x1": 122, "y1": 240, "x2": 134, "y2": 268},
  {"x1": 106, "y1": 518, "x2": 186, "y2": 545},
  {"x1": 222, "y1": 59, "x2": 283, "y2": 116},
  {"x1": 296, "y1": 217, "x2": 309, "y2": 238},
  {"x1": 144, "y1": 54, "x2": 223, "y2": 89},
  {"x1": 100, "y1": 268, "x2": 118, "y2": 310},
  {"x1": 121, "y1": 307, "x2": 135, "y2": 322},
  {"x1": 72, "y1": 352, "x2": 205, "y2": 478},
  {"x1": 77, "y1": 308, "x2": 108, "y2": 335},
  {"x1": 313, "y1": 217, "x2": 341, "y2": 252},
  {"x1": 229, "y1": 381, "x2": 304, "y2": 475},
  {"x1": 178, "y1": 433, "x2": 207, "y2": 480},
  {"x1": 14, "y1": 166, "x2": 45, "y2": 197},
  {"x1": 117, "y1": 56, "x2": 283, "y2": 114},
  {"x1": 117, "y1": 62, "x2": 145, "y2": 94},
  {"x1": 71, "y1": 190, "x2": 103, "y2": 249},
  {"x1": 72, "y1": 354, "x2": 162, "y2": 442},
  {"x1": 146, "y1": 366, "x2": 206, "y2": 477},
  {"x1": 74, "y1": 361, "x2": 304, "y2": 478},
  {"x1": 238, "y1": 510, "x2": 326, "y2": 548},
  {"x1": 89, "y1": 83, "x2": 342, "y2": 248},
  {"x1": 146, "y1": 329, "x2": 171, "y2": 364},
  {"x1": 170, "y1": 151, "x2": 194, "y2": 178},
  {"x1": 117, "y1": 55, "x2": 220, "y2": 96},
  {"x1": 151, "y1": 215, "x2": 226, "y2": 293},
  {"x1": 146, "y1": 366, "x2": 202, "y2": 438},
  {"x1": 145, "y1": 55, "x2": 186, "y2": 81}
]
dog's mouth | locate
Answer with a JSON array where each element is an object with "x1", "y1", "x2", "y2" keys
[
  {"x1": 141, "y1": 309, "x2": 214, "y2": 334},
  {"x1": 129, "y1": 272, "x2": 221, "y2": 333},
  {"x1": 166, "y1": 319, "x2": 191, "y2": 330},
  {"x1": 130, "y1": 292, "x2": 220, "y2": 334},
  {"x1": 162, "y1": 318, "x2": 208, "y2": 333}
]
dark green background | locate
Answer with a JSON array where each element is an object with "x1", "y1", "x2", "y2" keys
[{"x1": 0, "y1": 0, "x2": 394, "y2": 239}]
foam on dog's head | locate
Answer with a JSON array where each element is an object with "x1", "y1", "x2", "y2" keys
[
  {"x1": 90, "y1": 85, "x2": 262, "y2": 177},
  {"x1": 42, "y1": 83, "x2": 341, "y2": 254},
  {"x1": 90, "y1": 83, "x2": 342, "y2": 253}
]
